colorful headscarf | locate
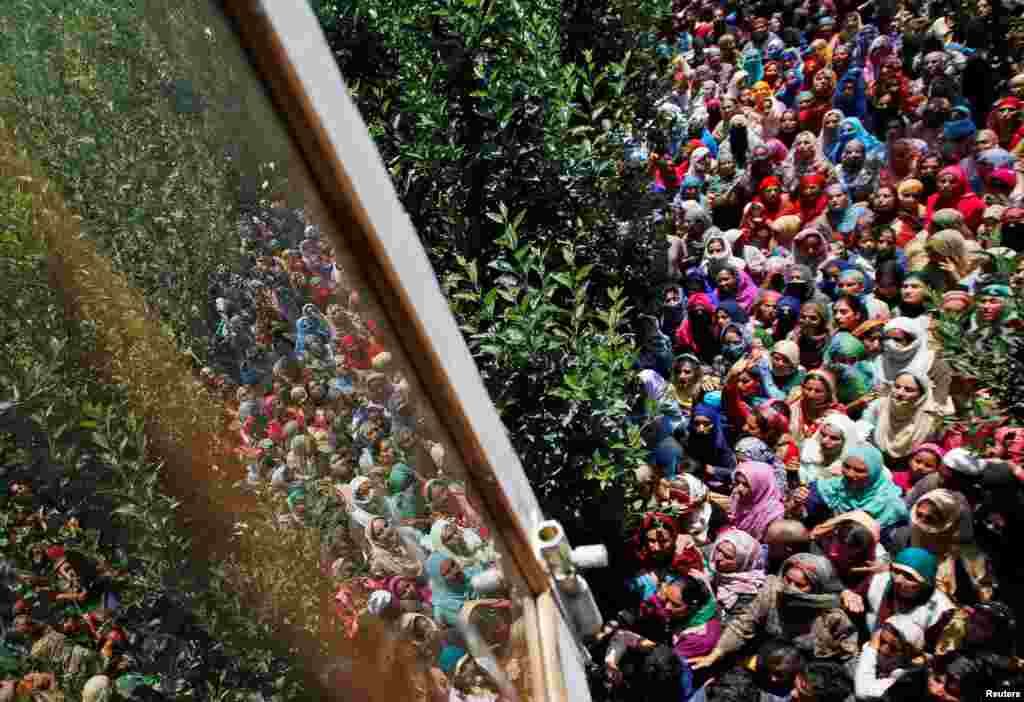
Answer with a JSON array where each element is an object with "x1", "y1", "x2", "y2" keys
[
  {"x1": 711, "y1": 529, "x2": 766, "y2": 610},
  {"x1": 817, "y1": 445, "x2": 909, "y2": 528},
  {"x1": 730, "y1": 461, "x2": 786, "y2": 540}
]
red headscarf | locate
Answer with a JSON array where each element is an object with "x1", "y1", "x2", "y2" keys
[
  {"x1": 925, "y1": 165, "x2": 986, "y2": 232},
  {"x1": 797, "y1": 173, "x2": 829, "y2": 225}
]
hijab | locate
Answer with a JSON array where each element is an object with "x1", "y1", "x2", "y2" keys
[
  {"x1": 875, "y1": 317, "x2": 933, "y2": 385},
  {"x1": 817, "y1": 445, "x2": 909, "y2": 528},
  {"x1": 800, "y1": 413, "x2": 861, "y2": 483},
  {"x1": 824, "y1": 332, "x2": 876, "y2": 405},
  {"x1": 687, "y1": 402, "x2": 735, "y2": 471},
  {"x1": 777, "y1": 553, "x2": 844, "y2": 609},
  {"x1": 711, "y1": 529, "x2": 766, "y2": 610},
  {"x1": 874, "y1": 370, "x2": 939, "y2": 459},
  {"x1": 675, "y1": 293, "x2": 720, "y2": 363},
  {"x1": 425, "y1": 552, "x2": 474, "y2": 627},
  {"x1": 366, "y1": 518, "x2": 423, "y2": 578},
  {"x1": 909, "y1": 489, "x2": 962, "y2": 558},
  {"x1": 730, "y1": 461, "x2": 786, "y2": 541}
]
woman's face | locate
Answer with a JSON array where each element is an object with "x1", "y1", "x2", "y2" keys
[
  {"x1": 928, "y1": 671, "x2": 962, "y2": 702},
  {"x1": 798, "y1": 93, "x2": 814, "y2": 111},
  {"x1": 771, "y1": 351, "x2": 795, "y2": 377},
  {"x1": 920, "y1": 157, "x2": 942, "y2": 181},
  {"x1": 824, "y1": 111, "x2": 842, "y2": 130},
  {"x1": 799, "y1": 306, "x2": 823, "y2": 333},
  {"x1": 820, "y1": 424, "x2": 845, "y2": 453},
  {"x1": 761, "y1": 182, "x2": 781, "y2": 205},
  {"x1": 646, "y1": 525, "x2": 673, "y2": 555},
  {"x1": 937, "y1": 172, "x2": 959, "y2": 198},
  {"x1": 898, "y1": 188, "x2": 921, "y2": 211},
  {"x1": 910, "y1": 450, "x2": 940, "y2": 480},
  {"x1": 713, "y1": 541, "x2": 739, "y2": 573},
  {"x1": 979, "y1": 295, "x2": 1005, "y2": 322},
  {"x1": 765, "y1": 64, "x2": 780, "y2": 83},
  {"x1": 838, "y1": 275, "x2": 865, "y2": 296},
  {"x1": 372, "y1": 518, "x2": 397, "y2": 547},
  {"x1": 827, "y1": 188, "x2": 849, "y2": 212},
  {"x1": 902, "y1": 279, "x2": 928, "y2": 305},
  {"x1": 842, "y1": 456, "x2": 871, "y2": 491},
  {"x1": 740, "y1": 88, "x2": 755, "y2": 108},
  {"x1": 717, "y1": 269, "x2": 738, "y2": 295},
  {"x1": 878, "y1": 626, "x2": 907, "y2": 660},
  {"x1": 757, "y1": 298, "x2": 778, "y2": 324},
  {"x1": 795, "y1": 136, "x2": 816, "y2": 160},
  {"x1": 845, "y1": 142, "x2": 867, "y2": 169},
  {"x1": 892, "y1": 373, "x2": 923, "y2": 403},
  {"x1": 803, "y1": 377, "x2": 830, "y2": 408},
  {"x1": 693, "y1": 415, "x2": 714, "y2": 435},
  {"x1": 813, "y1": 72, "x2": 832, "y2": 95},
  {"x1": 720, "y1": 98, "x2": 737, "y2": 120},
  {"x1": 874, "y1": 187, "x2": 896, "y2": 212},
  {"x1": 976, "y1": 131, "x2": 998, "y2": 155},
  {"x1": 915, "y1": 498, "x2": 945, "y2": 531},
  {"x1": 738, "y1": 370, "x2": 759, "y2": 395},
  {"x1": 719, "y1": 156, "x2": 736, "y2": 177},
  {"x1": 891, "y1": 566, "x2": 925, "y2": 600},
  {"x1": 708, "y1": 239, "x2": 726, "y2": 256},
  {"x1": 660, "y1": 584, "x2": 690, "y2": 619},
  {"x1": 781, "y1": 111, "x2": 799, "y2": 132},
  {"x1": 716, "y1": 309, "x2": 732, "y2": 329},
  {"x1": 733, "y1": 472, "x2": 752, "y2": 502},
  {"x1": 833, "y1": 300, "x2": 861, "y2": 331},
  {"x1": 860, "y1": 331, "x2": 884, "y2": 358},
  {"x1": 783, "y1": 566, "x2": 812, "y2": 592},
  {"x1": 676, "y1": 361, "x2": 697, "y2": 386},
  {"x1": 440, "y1": 558, "x2": 465, "y2": 586},
  {"x1": 799, "y1": 236, "x2": 824, "y2": 260}
]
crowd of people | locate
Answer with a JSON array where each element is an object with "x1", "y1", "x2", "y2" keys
[
  {"x1": 593, "y1": 0, "x2": 1024, "y2": 700},
  {"x1": 9, "y1": 0, "x2": 1024, "y2": 700}
]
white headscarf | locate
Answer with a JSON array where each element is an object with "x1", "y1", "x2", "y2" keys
[
  {"x1": 873, "y1": 369, "x2": 939, "y2": 459},
  {"x1": 799, "y1": 413, "x2": 861, "y2": 483},
  {"x1": 874, "y1": 317, "x2": 934, "y2": 385}
]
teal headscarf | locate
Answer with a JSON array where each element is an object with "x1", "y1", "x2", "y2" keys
[
  {"x1": 742, "y1": 46, "x2": 764, "y2": 86},
  {"x1": 425, "y1": 551, "x2": 475, "y2": 626},
  {"x1": 824, "y1": 332, "x2": 875, "y2": 404},
  {"x1": 892, "y1": 547, "x2": 938, "y2": 585},
  {"x1": 816, "y1": 445, "x2": 909, "y2": 528},
  {"x1": 388, "y1": 462, "x2": 426, "y2": 520}
]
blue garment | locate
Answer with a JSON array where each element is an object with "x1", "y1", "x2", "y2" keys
[
  {"x1": 686, "y1": 402, "x2": 736, "y2": 479},
  {"x1": 827, "y1": 117, "x2": 885, "y2": 164},
  {"x1": 832, "y1": 68, "x2": 867, "y2": 121},
  {"x1": 701, "y1": 129, "x2": 720, "y2": 160}
]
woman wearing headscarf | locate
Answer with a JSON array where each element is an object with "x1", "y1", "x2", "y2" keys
[
  {"x1": 819, "y1": 183, "x2": 868, "y2": 239},
  {"x1": 788, "y1": 300, "x2": 832, "y2": 370},
  {"x1": 788, "y1": 369, "x2": 846, "y2": 444},
  {"x1": 347, "y1": 475, "x2": 387, "y2": 559},
  {"x1": 924, "y1": 165, "x2": 986, "y2": 233},
  {"x1": 828, "y1": 117, "x2": 886, "y2": 164},
  {"x1": 366, "y1": 517, "x2": 423, "y2": 579},
  {"x1": 780, "y1": 132, "x2": 836, "y2": 194},
  {"x1": 675, "y1": 293, "x2": 721, "y2": 364},
  {"x1": 687, "y1": 146, "x2": 714, "y2": 185},
  {"x1": 853, "y1": 318, "x2": 887, "y2": 362},
  {"x1": 871, "y1": 316, "x2": 934, "y2": 389},
  {"x1": 987, "y1": 97, "x2": 1024, "y2": 151},
  {"x1": 690, "y1": 553, "x2": 859, "y2": 674},
  {"x1": 919, "y1": 229, "x2": 970, "y2": 294},
  {"x1": 836, "y1": 139, "x2": 883, "y2": 204},
  {"x1": 793, "y1": 174, "x2": 831, "y2": 227},
  {"x1": 750, "y1": 290, "x2": 783, "y2": 350},
  {"x1": 753, "y1": 176, "x2": 796, "y2": 222},
  {"x1": 800, "y1": 413, "x2": 862, "y2": 484},
  {"x1": 895, "y1": 178, "x2": 927, "y2": 238},
  {"x1": 667, "y1": 353, "x2": 707, "y2": 419},
  {"x1": 773, "y1": 296, "x2": 803, "y2": 345},
  {"x1": 426, "y1": 517, "x2": 495, "y2": 570},
  {"x1": 857, "y1": 370, "x2": 942, "y2": 469},
  {"x1": 735, "y1": 436, "x2": 789, "y2": 498},
  {"x1": 687, "y1": 402, "x2": 737, "y2": 486},
  {"x1": 824, "y1": 330, "x2": 878, "y2": 414},
  {"x1": 628, "y1": 512, "x2": 704, "y2": 600},
  {"x1": 701, "y1": 231, "x2": 748, "y2": 277},
  {"x1": 810, "y1": 510, "x2": 890, "y2": 595},
  {"x1": 709, "y1": 529, "x2": 767, "y2": 623},
  {"x1": 661, "y1": 474, "x2": 718, "y2": 548},
  {"x1": 425, "y1": 551, "x2": 479, "y2": 628},
  {"x1": 908, "y1": 489, "x2": 994, "y2": 605},
  {"x1": 730, "y1": 461, "x2": 786, "y2": 541},
  {"x1": 854, "y1": 613, "x2": 926, "y2": 699},
  {"x1": 863, "y1": 547, "x2": 956, "y2": 642},
  {"x1": 634, "y1": 574, "x2": 723, "y2": 661},
  {"x1": 804, "y1": 445, "x2": 909, "y2": 536},
  {"x1": 755, "y1": 339, "x2": 805, "y2": 400},
  {"x1": 791, "y1": 228, "x2": 831, "y2": 273},
  {"x1": 710, "y1": 261, "x2": 759, "y2": 313}
]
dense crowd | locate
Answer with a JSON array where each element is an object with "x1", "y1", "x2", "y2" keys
[
  {"x1": 592, "y1": 0, "x2": 1024, "y2": 700},
  {"x1": 8, "y1": 0, "x2": 1024, "y2": 700}
]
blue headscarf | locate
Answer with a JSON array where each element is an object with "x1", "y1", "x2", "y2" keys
[
  {"x1": 686, "y1": 402, "x2": 735, "y2": 472},
  {"x1": 819, "y1": 259, "x2": 855, "y2": 301},
  {"x1": 425, "y1": 552, "x2": 475, "y2": 626},
  {"x1": 892, "y1": 547, "x2": 939, "y2": 585},
  {"x1": 776, "y1": 296, "x2": 803, "y2": 338},
  {"x1": 828, "y1": 117, "x2": 884, "y2": 164},
  {"x1": 832, "y1": 68, "x2": 867, "y2": 121},
  {"x1": 742, "y1": 46, "x2": 764, "y2": 86},
  {"x1": 942, "y1": 106, "x2": 976, "y2": 143},
  {"x1": 717, "y1": 300, "x2": 750, "y2": 324},
  {"x1": 816, "y1": 445, "x2": 909, "y2": 528}
]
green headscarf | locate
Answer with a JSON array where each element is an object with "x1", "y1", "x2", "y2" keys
[
  {"x1": 816, "y1": 445, "x2": 909, "y2": 528},
  {"x1": 388, "y1": 463, "x2": 426, "y2": 520},
  {"x1": 824, "y1": 332, "x2": 875, "y2": 404},
  {"x1": 891, "y1": 547, "x2": 938, "y2": 585}
]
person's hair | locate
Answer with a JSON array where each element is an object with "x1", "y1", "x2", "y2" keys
[
  {"x1": 639, "y1": 645, "x2": 684, "y2": 701},
  {"x1": 706, "y1": 666, "x2": 759, "y2": 702},
  {"x1": 758, "y1": 638, "x2": 804, "y2": 665},
  {"x1": 800, "y1": 661, "x2": 852, "y2": 702},
  {"x1": 834, "y1": 294, "x2": 867, "y2": 322},
  {"x1": 677, "y1": 574, "x2": 712, "y2": 609},
  {"x1": 836, "y1": 520, "x2": 875, "y2": 555},
  {"x1": 931, "y1": 651, "x2": 1003, "y2": 701}
]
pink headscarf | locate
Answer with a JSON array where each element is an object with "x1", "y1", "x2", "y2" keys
[
  {"x1": 710, "y1": 529, "x2": 766, "y2": 610},
  {"x1": 730, "y1": 462, "x2": 786, "y2": 541}
]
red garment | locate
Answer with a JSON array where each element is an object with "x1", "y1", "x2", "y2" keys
[
  {"x1": 925, "y1": 165, "x2": 986, "y2": 233},
  {"x1": 753, "y1": 176, "x2": 798, "y2": 222},
  {"x1": 796, "y1": 174, "x2": 829, "y2": 226},
  {"x1": 987, "y1": 97, "x2": 1023, "y2": 148},
  {"x1": 799, "y1": 99, "x2": 832, "y2": 135},
  {"x1": 651, "y1": 155, "x2": 687, "y2": 190},
  {"x1": 675, "y1": 293, "x2": 717, "y2": 356}
]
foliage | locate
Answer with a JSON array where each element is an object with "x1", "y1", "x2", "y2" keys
[
  {"x1": 443, "y1": 205, "x2": 647, "y2": 527},
  {"x1": 0, "y1": 173, "x2": 304, "y2": 701}
]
